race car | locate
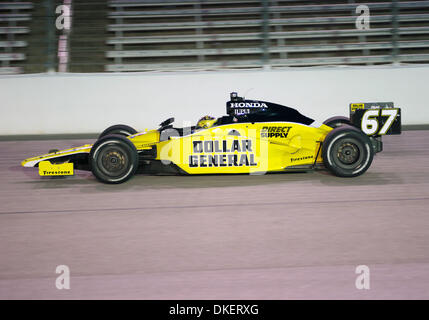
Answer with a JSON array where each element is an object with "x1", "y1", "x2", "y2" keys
[{"x1": 21, "y1": 92, "x2": 401, "y2": 184}]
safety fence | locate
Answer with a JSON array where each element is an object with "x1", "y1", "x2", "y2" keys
[
  {"x1": 1, "y1": 0, "x2": 429, "y2": 74},
  {"x1": 105, "y1": 0, "x2": 429, "y2": 71},
  {"x1": 0, "y1": 1, "x2": 32, "y2": 74}
]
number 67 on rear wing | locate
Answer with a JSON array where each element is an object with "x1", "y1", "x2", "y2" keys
[{"x1": 349, "y1": 102, "x2": 401, "y2": 153}]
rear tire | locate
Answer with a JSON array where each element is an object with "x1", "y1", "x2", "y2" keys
[
  {"x1": 98, "y1": 124, "x2": 137, "y2": 139},
  {"x1": 90, "y1": 134, "x2": 138, "y2": 184},
  {"x1": 323, "y1": 116, "x2": 350, "y2": 129},
  {"x1": 322, "y1": 125, "x2": 374, "y2": 177}
]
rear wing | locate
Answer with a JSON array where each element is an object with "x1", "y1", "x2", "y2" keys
[{"x1": 349, "y1": 102, "x2": 401, "y2": 136}]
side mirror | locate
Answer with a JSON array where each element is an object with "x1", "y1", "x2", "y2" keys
[{"x1": 159, "y1": 117, "x2": 175, "y2": 129}]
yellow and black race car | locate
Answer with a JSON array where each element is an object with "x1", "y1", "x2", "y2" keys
[{"x1": 22, "y1": 92, "x2": 401, "y2": 184}]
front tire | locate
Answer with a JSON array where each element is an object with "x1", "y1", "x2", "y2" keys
[
  {"x1": 90, "y1": 134, "x2": 138, "y2": 184},
  {"x1": 98, "y1": 124, "x2": 137, "y2": 139},
  {"x1": 322, "y1": 125, "x2": 374, "y2": 177}
]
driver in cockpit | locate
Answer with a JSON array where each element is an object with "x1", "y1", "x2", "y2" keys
[{"x1": 196, "y1": 115, "x2": 217, "y2": 130}]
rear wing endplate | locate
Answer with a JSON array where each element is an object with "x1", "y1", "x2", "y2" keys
[{"x1": 350, "y1": 102, "x2": 401, "y2": 135}]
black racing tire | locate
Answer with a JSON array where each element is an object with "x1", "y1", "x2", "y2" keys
[
  {"x1": 90, "y1": 134, "x2": 138, "y2": 184},
  {"x1": 322, "y1": 125, "x2": 374, "y2": 177},
  {"x1": 98, "y1": 124, "x2": 137, "y2": 139},
  {"x1": 323, "y1": 116, "x2": 351, "y2": 129}
]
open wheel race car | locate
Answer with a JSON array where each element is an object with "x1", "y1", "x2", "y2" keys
[{"x1": 21, "y1": 92, "x2": 401, "y2": 184}]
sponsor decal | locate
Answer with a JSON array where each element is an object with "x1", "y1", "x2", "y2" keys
[
  {"x1": 189, "y1": 139, "x2": 257, "y2": 167},
  {"x1": 229, "y1": 102, "x2": 268, "y2": 109},
  {"x1": 261, "y1": 126, "x2": 292, "y2": 138},
  {"x1": 38, "y1": 161, "x2": 74, "y2": 176},
  {"x1": 350, "y1": 103, "x2": 364, "y2": 111},
  {"x1": 229, "y1": 102, "x2": 268, "y2": 116},
  {"x1": 290, "y1": 155, "x2": 314, "y2": 162},
  {"x1": 234, "y1": 109, "x2": 250, "y2": 115},
  {"x1": 43, "y1": 170, "x2": 72, "y2": 175}
]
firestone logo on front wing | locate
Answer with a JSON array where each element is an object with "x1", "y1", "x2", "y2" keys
[{"x1": 42, "y1": 170, "x2": 72, "y2": 175}]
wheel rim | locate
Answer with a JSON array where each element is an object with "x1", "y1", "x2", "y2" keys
[
  {"x1": 337, "y1": 142, "x2": 360, "y2": 165},
  {"x1": 97, "y1": 145, "x2": 129, "y2": 178},
  {"x1": 331, "y1": 137, "x2": 365, "y2": 170}
]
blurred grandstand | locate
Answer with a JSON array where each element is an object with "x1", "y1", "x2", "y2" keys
[{"x1": 1, "y1": 0, "x2": 429, "y2": 74}]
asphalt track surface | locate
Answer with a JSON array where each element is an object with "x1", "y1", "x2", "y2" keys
[{"x1": 0, "y1": 130, "x2": 428, "y2": 299}]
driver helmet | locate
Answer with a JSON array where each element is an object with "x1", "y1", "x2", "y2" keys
[{"x1": 196, "y1": 115, "x2": 216, "y2": 129}]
